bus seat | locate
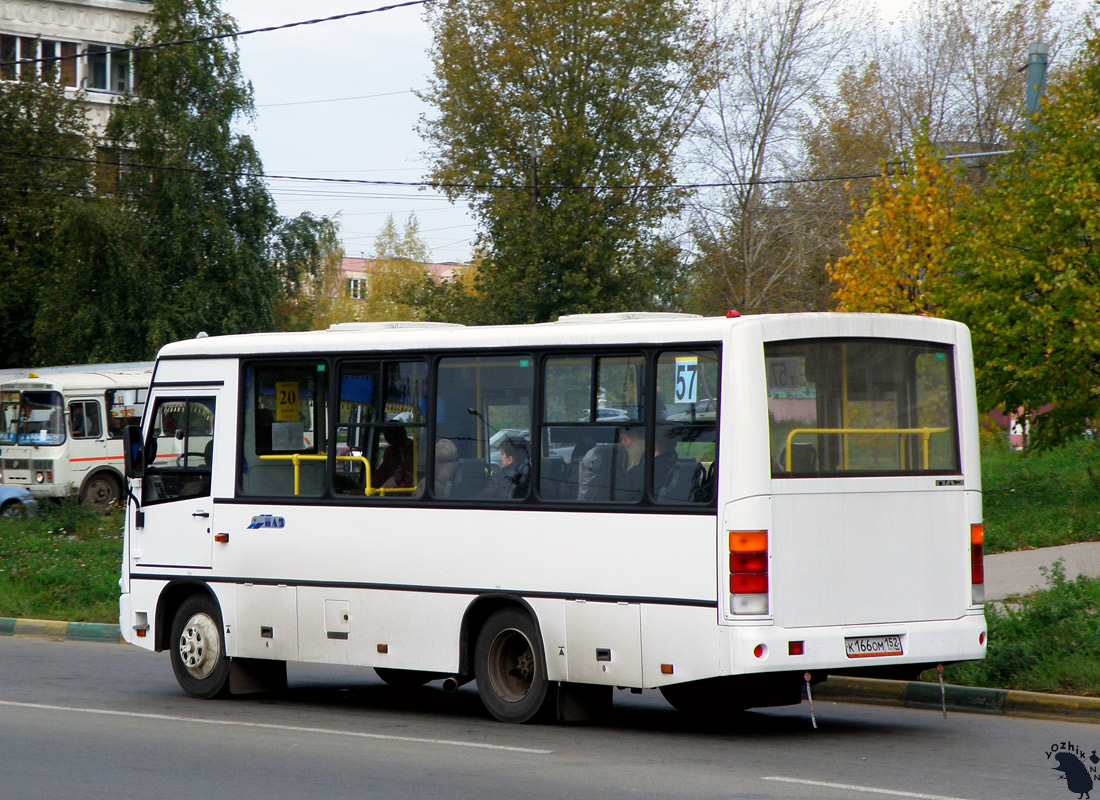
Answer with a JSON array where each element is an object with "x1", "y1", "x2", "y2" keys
[
  {"x1": 789, "y1": 442, "x2": 817, "y2": 473},
  {"x1": 242, "y1": 459, "x2": 326, "y2": 497},
  {"x1": 449, "y1": 459, "x2": 490, "y2": 498},
  {"x1": 539, "y1": 456, "x2": 567, "y2": 499},
  {"x1": 577, "y1": 443, "x2": 618, "y2": 501},
  {"x1": 657, "y1": 457, "x2": 699, "y2": 502}
]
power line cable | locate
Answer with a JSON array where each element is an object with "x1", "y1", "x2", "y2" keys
[
  {"x1": 0, "y1": 148, "x2": 926, "y2": 191},
  {"x1": 257, "y1": 90, "x2": 414, "y2": 108},
  {"x1": 0, "y1": 0, "x2": 432, "y2": 71}
]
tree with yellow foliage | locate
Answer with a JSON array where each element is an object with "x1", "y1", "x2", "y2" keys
[{"x1": 828, "y1": 134, "x2": 970, "y2": 315}]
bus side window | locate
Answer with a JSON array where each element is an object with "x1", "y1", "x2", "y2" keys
[
  {"x1": 436, "y1": 355, "x2": 532, "y2": 502},
  {"x1": 542, "y1": 354, "x2": 644, "y2": 503},
  {"x1": 334, "y1": 360, "x2": 427, "y2": 499},
  {"x1": 240, "y1": 363, "x2": 329, "y2": 498},
  {"x1": 655, "y1": 350, "x2": 719, "y2": 505},
  {"x1": 141, "y1": 397, "x2": 216, "y2": 504},
  {"x1": 106, "y1": 388, "x2": 147, "y2": 439},
  {"x1": 68, "y1": 400, "x2": 102, "y2": 439}
]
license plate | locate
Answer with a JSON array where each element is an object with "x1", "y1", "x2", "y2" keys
[{"x1": 844, "y1": 635, "x2": 903, "y2": 658}]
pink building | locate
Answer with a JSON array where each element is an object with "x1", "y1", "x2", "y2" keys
[{"x1": 339, "y1": 257, "x2": 461, "y2": 299}]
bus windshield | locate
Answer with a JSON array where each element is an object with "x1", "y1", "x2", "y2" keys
[
  {"x1": 766, "y1": 338, "x2": 960, "y2": 476},
  {"x1": 12, "y1": 390, "x2": 66, "y2": 446}
]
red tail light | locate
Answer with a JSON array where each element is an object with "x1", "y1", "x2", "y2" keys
[
  {"x1": 971, "y1": 524, "x2": 985, "y2": 604},
  {"x1": 729, "y1": 530, "x2": 768, "y2": 614}
]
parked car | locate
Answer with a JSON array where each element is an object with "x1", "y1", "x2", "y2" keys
[{"x1": 0, "y1": 485, "x2": 36, "y2": 518}]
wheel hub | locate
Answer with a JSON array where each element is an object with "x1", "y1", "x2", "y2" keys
[
  {"x1": 488, "y1": 628, "x2": 534, "y2": 703},
  {"x1": 178, "y1": 612, "x2": 220, "y2": 679}
]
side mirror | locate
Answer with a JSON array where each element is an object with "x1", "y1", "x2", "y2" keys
[{"x1": 123, "y1": 425, "x2": 145, "y2": 479}]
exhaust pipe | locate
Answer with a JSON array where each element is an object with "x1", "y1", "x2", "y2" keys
[{"x1": 442, "y1": 675, "x2": 472, "y2": 693}]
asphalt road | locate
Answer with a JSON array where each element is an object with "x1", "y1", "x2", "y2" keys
[{"x1": 0, "y1": 637, "x2": 1093, "y2": 800}]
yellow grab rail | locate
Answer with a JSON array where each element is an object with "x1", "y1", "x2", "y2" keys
[
  {"x1": 258, "y1": 453, "x2": 420, "y2": 497},
  {"x1": 784, "y1": 427, "x2": 950, "y2": 471}
]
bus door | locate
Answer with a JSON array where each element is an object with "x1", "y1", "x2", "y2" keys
[
  {"x1": 133, "y1": 394, "x2": 219, "y2": 569},
  {"x1": 67, "y1": 396, "x2": 107, "y2": 481}
]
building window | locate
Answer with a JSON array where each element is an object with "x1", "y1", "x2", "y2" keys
[
  {"x1": 86, "y1": 44, "x2": 131, "y2": 93},
  {"x1": 348, "y1": 278, "x2": 364, "y2": 300},
  {"x1": 0, "y1": 35, "x2": 79, "y2": 86}
]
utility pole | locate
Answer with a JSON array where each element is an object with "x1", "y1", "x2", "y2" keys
[
  {"x1": 1025, "y1": 42, "x2": 1049, "y2": 131},
  {"x1": 528, "y1": 129, "x2": 539, "y2": 217}
]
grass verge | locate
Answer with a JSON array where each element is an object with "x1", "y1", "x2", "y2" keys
[
  {"x1": 0, "y1": 500, "x2": 122, "y2": 624},
  {"x1": 942, "y1": 562, "x2": 1100, "y2": 697},
  {"x1": 982, "y1": 438, "x2": 1100, "y2": 554}
]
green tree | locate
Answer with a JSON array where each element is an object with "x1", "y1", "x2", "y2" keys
[
  {"x1": 0, "y1": 78, "x2": 95, "y2": 366},
  {"x1": 359, "y1": 213, "x2": 431, "y2": 321},
  {"x1": 34, "y1": 200, "x2": 152, "y2": 363},
  {"x1": 269, "y1": 213, "x2": 344, "y2": 332},
  {"x1": 942, "y1": 29, "x2": 1100, "y2": 449},
  {"x1": 420, "y1": 0, "x2": 710, "y2": 323},
  {"x1": 101, "y1": 0, "x2": 329, "y2": 352},
  {"x1": 829, "y1": 134, "x2": 969, "y2": 314}
]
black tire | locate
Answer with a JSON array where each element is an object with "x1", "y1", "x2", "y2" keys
[
  {"x1": 170, "y1": 594, "x2": 230, "y2": 699},
  {"x1": 80, "y1": 473, "x2": 121, "y2": 512},
  {"x1": 0, "y1": 499, "x2": 27, "y2": 519},
  {"x1": 374, "y1": 667, "x2": 436, "y2": 688},
  {"x1": 474, "y1": 608, "x2": 551, "y2": 723}
]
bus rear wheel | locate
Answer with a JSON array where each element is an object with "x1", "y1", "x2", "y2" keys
[
  {"x1": 81, "y1": 473, "x2": 120, "y2": 512},
  {"x1": 474, "y1": 608, "x2": 551, "y2": 723},
  {"x1": 170, "y1": 595, "x2": 230, "y2": 699}
]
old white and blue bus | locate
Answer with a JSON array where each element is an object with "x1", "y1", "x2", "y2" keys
[{"x1": 119, "y1": 312, "x2": 986, "y2": 722}]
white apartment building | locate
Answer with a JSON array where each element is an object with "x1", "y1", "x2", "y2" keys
[{"x1": 0, "y1": 0, "x2": 151, "y2": 132}]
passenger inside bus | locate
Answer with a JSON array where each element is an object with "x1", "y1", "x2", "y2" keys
[
  {"x1": 376, "y1": 426, "x2": 414, "y2": 489},
  {"x1": 478, "y1": 436, "x2": 530, "y2": 499},
  {"x1": 69, "y1": 405, "x2": 84, "y2": 438},
  {"x1": 423, "y1": 437, "x2": 459, "y2": 497}
]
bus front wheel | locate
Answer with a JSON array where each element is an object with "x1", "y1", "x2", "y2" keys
[
  {"x1": 81, "y1": 473, "x2": 120, "y2": 512},
  {"x1": 474, "y1": 608, "x2": 550, "y2": 723},
  {"x1": 170, "y1": 595, "x2": 230, "y2": 699}
]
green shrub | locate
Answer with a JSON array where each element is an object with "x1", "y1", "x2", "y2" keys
[{"x1": 943, "y1": 561, "x2": 1100, "y2": 696}]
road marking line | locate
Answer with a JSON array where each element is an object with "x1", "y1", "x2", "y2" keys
[
  {"x1": 0, "y1": 699, "x2": 553, "y2": 754},
  {"x1": 763, "y1": 777, "x2": 973, "y2": 800}
]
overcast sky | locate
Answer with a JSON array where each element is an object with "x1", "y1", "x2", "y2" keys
[{"x1": 221, "y1": 0, "x2": 476, "y2": 264}]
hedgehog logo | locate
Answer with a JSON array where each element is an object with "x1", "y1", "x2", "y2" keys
[{"x1": 1053, "y1": 752, "x2": 1094, "y2": 799}]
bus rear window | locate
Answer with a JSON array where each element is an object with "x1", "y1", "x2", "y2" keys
[{"x1": 766, "y1": 338, "x2": 960, "y2": 477}]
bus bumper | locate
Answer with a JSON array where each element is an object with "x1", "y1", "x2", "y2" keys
[{"x1": 723, "y1": 610, "x2": 988, "y2": 679}]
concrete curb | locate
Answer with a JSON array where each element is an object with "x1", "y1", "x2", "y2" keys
[
  {"x1": 0, "y1": 617, "x2": 123, "y2": 644},
  {"x1": 817, "y1": 676, "x2": 1100, "y2": 724}
]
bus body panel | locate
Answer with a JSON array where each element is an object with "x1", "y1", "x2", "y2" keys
[
  {"x1": 205, "y1": 504, "x2": 717, "y2": 606},
  {"x1": 769, "y1": 485, "x2": 975, "y2": 628}
]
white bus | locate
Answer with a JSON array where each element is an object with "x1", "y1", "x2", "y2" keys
[
  {"x1": 1, "y1": 366, "x2": 152, "y2": 508},
  {"x1": 118, "y1": 313, "x2": 986, "y2": 722}
]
